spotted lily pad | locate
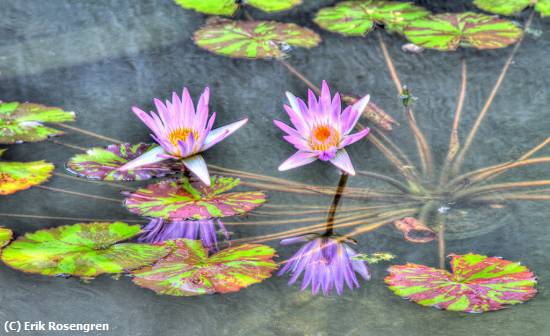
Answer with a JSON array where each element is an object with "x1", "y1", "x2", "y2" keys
[
  {"x1": 385, "y1": 253, "x2": 537, "y2": 313},
  {"x1": 1, "y1": 222, "x2": 171, "y2": 278},
  {"x1": 0, "y1": 227, "x2": 13, "y2": 248},
  {"x1": 0, "y1": 159, "x2": 54, "y2": 195},
  {"x1": 124, "y1": 176, "x2": 266, "y2": 220},
  {"x1": 314, "y1": 1, "x2": 430, "y2": 36},
  {"x1": 474, "y1": 0, "x2": 550, "y2": 17},
  {"x1": 403, "y1": 13, "x2": 523, "y2": 51},
  {"x1": 174, "y1": 0, "x2": 301, "y2": 15},
  {"x1": 132, "y1": 239, "x2": 277, "y2": 296},
  {"x1": 0, "y1": 101, "x2": 75, "y2": 144},
  {"x1": 66, "y1": 143, "x2": 184, "y2": 181},
  {"x1": 193, "y1": 20, "x2": 321, "y2": 59}
]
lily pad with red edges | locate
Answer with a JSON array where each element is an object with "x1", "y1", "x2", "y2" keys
[
  {"x1": 385, "y1": 253, "x2": 537, "y2": 313},
  {"x1": 1, "y1": 222, "x2": 171, "y2": 278},
  {"x1": 0, "y1": 159, "x2": 54, "y2": 195},
  {"x1": 66, "y1": 143, "x2": 184, "y2": 181},
  {"x1": 124, "y1": 176, "x2": 266, "y2": 220},
  {"x1": 174, "y1": 0, "x2": 302, "y2": 16},
  {"x1": 0, "y1": 101, "x2": 75, "y2": 144},
  {"x1": 0, "y1": 227, "x2": 13, "y2": 248},
  {"x1": 193, "y1": 20, "x2": 321, "y2": 59},
  {"x1": 131, "y1": 239, "x2": 278, "y2": 296},
  {"x1": 403, "y1": 12, "x2": 523, "y2": 51},
  {"x1": 474, "y1": 0, "x2": 550, "y2": 17},
  {"x1": 314, "y1": 0, "x2": 430, "y2": 36}
]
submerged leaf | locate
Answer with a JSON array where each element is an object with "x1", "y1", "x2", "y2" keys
[
  {"x1": 0, "y1": 160, "x2": 54, "y2": 195},
  {"x1": 193, "y1": 20, "x2": 321, "y2": 59},
  {"x1": 352, "y1": 252, "x2": 395, "y2": 264},
  {"x1": 132, "y1": 239, "x2": 277, "y2": 296},
  {"x1": 314, "y1": 1, "x2": 430, "y2": 36},
  {"x1": 474, "y1": 0, "x2": 550, "y2": 16},
  {"x1": 1, "y1": 222, "x2": 170, "y2": 278},
  {"x1": 0, "y1": 227, "x2": 13, "y2": 248},
  {"x1": 66, "y1": 143, "x2": 184, "y2": 181},
  {"x1": 393, "y1": 217, "x2": 436, "y2": 243},
  {"x1": 174, "y1": 0, "x2": 301, "y2": 15},
  {"x1": 385, "y1": 253, "x2": 537, "y2": 313},
  {"x1": 124, "y1": 176, "x2": 266, "y2": 220},
  {"x1": 403, "y1": 12, "x2": 523, "y2": 51},
  {"x1": 0, "y1": 101, "x2": 75, "y2": 144}
]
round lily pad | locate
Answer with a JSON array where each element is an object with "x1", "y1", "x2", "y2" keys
[
  {"x1": 132, "y1": 239, "x2": 278, "y2": 296},
  {"x1": 0, "y1": 227, "x2": 13, "y2": 248},
  {"x1": 314, "y1": 1, "x2": 430, "y2": 36},
  {"x1": 174, "y1": 0, "x2": 301, "y2": 15},
  {"x1": 66, "y1": 143, "x2": 184, "y2": 181},
  {"x1": 474, "y1": 0, "x2": 550, "y2": 17},
  {"x1": 124, "y1": 176, "x2": 266, "y2": 220},
  {"x1": 385, "y1": 253, "x2": 537, "y2": 313},
  {"x1": 0, "y1": 160, "x2": 54, "y2": 195},
  {"x1": 0, "y1": 101, "x2": 75, "y2": 144},
  {"x1": 1, "y1": 222, "x2": 171, "y2": 278},
  {"x1": 403, "y1": 12, "x2": 523, "y2": 51},
  {"x1": 193, "y1": 20, "x2": 321, "y2": 59}
]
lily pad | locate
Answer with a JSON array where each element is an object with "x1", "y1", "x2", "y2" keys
[
  {"x1": 132, "y1": 239, "x2": 277, "y2": 296},
  {"x1": 1, "y1": 222, "x2": 171, "y2": 278},
  {"x1": 66, "y1": 143, "x2": 184, "y2": 181},
  {"x1": 314, "y1": 1, "x2": 430, "y2": 36},
  {"x1": 0, "y1": 101, "x2": 75, "y2": 144},
  {"x1": 403, "y1": 12, "x2": 523, "y2": 51},
  {"x1": 0, "y1": 160, "x2": 54, "y2": 195},
  {"x1": 385, "y1": 253, "x2": 537, "y2": 313},
  {"x1": 124, "y1": 176, "x2": 266, "y2": 220},
  {"x1": 0, "y1": 227, "x2": 13, "y2": 248},
  {"x1": 474, "y1": 0, "x2": 550, "y2": 17},
  {"x1": 193, "y1": 20, "x2": 321, "y2": 59},
  {"x1": 174, "y1": 0, "x2": 301, "y2": 15}
]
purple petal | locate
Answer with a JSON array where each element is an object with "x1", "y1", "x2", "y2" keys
[
  {"x1": 201, "y1": 118, "x2": 248, "y2": 151},
  {"x1": 340, "y1": 127, "x2": 370, "y2": 147},
  {"x1": 182, "y1": 154, "x2": 210, "y2": 186},
  {"x1": 278, "y1": 151, "x2": 317, "y2": 171},
  {"x1": 343, "y1": 94, "x2": 370, "y2": 134},
  {"x1": 118, "y1": 146, "x2": 169, "y2": 171},
  {"x1": 329, "y1": 149, "x2": 355, "y2": 175}
]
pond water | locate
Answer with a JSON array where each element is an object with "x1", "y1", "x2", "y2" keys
[{"x1": 0, "y1": 0, "x2": 549, "y2": 335}]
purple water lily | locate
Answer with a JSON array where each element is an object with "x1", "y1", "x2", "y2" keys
[
  {"x1": 120, "y1": 87, "x2": 248, "y2": 185},
  {"x1": 274, "y1": 81, "x2": 370, "y2": 175},
  {"x1": 138, "y1": 218, "x2": 229, "y2": 251},
  {"x1": 278, "y1": 235, "x2": 370, "y2": 296}
]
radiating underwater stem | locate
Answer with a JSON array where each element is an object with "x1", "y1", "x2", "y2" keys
[
  {"x1": 436, "y1": 215, "x2": 446, "y2": 270},
  {"x1": 325, "y1": 173, "x2": 349, "y2": 235}
]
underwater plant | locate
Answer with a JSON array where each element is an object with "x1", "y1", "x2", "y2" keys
[{"x1": 474, "y1": 0, "x2": 550, "y2": 17}]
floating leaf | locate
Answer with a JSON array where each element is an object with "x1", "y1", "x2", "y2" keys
[
  {"x1": 193, "y1": 20, "x2": 321, "y2": 59},
  {"x1": 385, "y1": 253, "x2": 537, "y2": 313},
  {"x1": 0, "y1": 227, "x2": 13, "y2": 248},
  {"x1": 403, "y1": 13, "x2": 523, "y2": 51},
  {"x1": 536, "y1": 0, "x2": 550, "y2": 16},
  {"x1": 124, "y1": 176, "x2": 266, "y2": 220},
  {"x1": 1, "y1": 222, "x2": 170, "y2": 278},
  {"x1": 314, "y1": 1, "x2": 430, "y2": 36},
  {"x1": 0, "y1": 101, "x2": 75, "y2": 144},
  {"x1": 66, "y1": 143, "x2": 184, "y2": 181},
  {"x1": 132, "y1": 239, "x2": 277, "y2": 296},
  {"x1": 0, "y1": 159, "x2": 54, "y2": 195},
  {"x1": 474, "y1": 0, "x2": 550, "y2": 17},
  {"x1": 174, "y1": 0, "x2": 301, "y2": 15},
  {"x1": 247, "y1": 0, "x2": 302, "y2": 12}
]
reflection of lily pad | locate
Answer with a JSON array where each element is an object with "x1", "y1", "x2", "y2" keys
[
  {"x1": 474, "y1": 0, "x2": 550, "y2": 17},
  {"x1": 66, "y1": 143, "x2": 184, "y2": 181},
  {"x1": 174, "y1": 0, "x2": 302, "y2": 15},
  {"x1": 0, "y1": 227, "x2": 13, "y2": 248},
  {"x1": 1, "y1": 222, "x2": 171, "y2": 278},
  {"x1": 132, "y1": 239, "x2": 277, "y2": 296},
  {"x1": 124, "y1": 176, "x2": 266, "y2": 220},
  {"x1": 314, "y1": 1, "x2": 429, "y2": 36},
  {"x1": 403, "y1": 13, "x2": 523, "y2": 51},
  {"x1": 385, "y1": 254, "x2": 537, "y2": 313},
  {"x1": 193, "y1": 20, "x2": 321, "y2": 59},
  {"x1": 0, "y1": 101, "x2": 75, "y2": 144},
  {"x1": 0, "y1": 159, "x2": 54, "y2": 195}
]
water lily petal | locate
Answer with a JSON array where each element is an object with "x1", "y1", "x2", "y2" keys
[
  {"x1": 329, "y1": 149, "x2": 355, "y2": 175},
  {"x1": 182, "y1": 154, "x2": 210, "y2": 186},
  {"x1": 202, "y1": 118, "x2": 248, "y2": 151},
  {"x1": 118, "y1": 146, "x2": 169, "y2": 171},
  {"x1": 278, "y1": 151, "x2": 317, "y2": 171}
]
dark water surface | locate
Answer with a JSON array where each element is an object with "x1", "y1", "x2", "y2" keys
[{"x1": 1, "y1": 1, "x2": 549, "y2": 335}]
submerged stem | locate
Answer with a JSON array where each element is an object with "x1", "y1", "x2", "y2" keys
[
  {"x1": 325, "y1": 173, "x2": 349, "y2": 235},
  {"x1": 436, "y1": 215, "x2": 446, "y2": 270},
  {"x1": 277, "y1": 58, "x2": 320, "y2": 94},
  {"x1": 36, "y1": 185, "x2": 121, "y2": 203},
  {"x1": 54, "y1": 123, "x2": 124, "y2": 144},
  {"x1": 0, "y1": 212, "x2": 143, "y2": 223},
  {"x1": 377, "y1": 31, "x2": 402, "y2": 94}
]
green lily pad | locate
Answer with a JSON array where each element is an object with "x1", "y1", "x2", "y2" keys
[
  {"x1": 124, "y1": 176, "x2": 267, "y2": 220},
  {"x1": 385, "y1": 254, "x2": 537, "y2": 313},
  {"x1": 474, "y1": 0, "x2": 550, "y2": 17},
  {"x1": 0, "y1": 227, "x2": 13, "y2": 248},
  {"x1": 0, "y1": 159, "x2": 54, "y2": 195},
  {"x1": 174, "y1": 0, "x2": 301, "y2": 15},
  {"x1": 0, "y1": 101, "x2": 75, "y2": 144},
  {"x1": 1, "y1": 222, "x2": 171, "y2": 278},
  {"x1": 403, "y1": 12, "x2": 523, "y2": 51},
  {"x1": 132, "y1": 239, "x2": 278, "y2": 296},
  {"x1": 193, "y1": 20, "x2": 321, "y2": 59},
  {"x1": 314, "y1": 1, "x2": 430, "y2": 36}
]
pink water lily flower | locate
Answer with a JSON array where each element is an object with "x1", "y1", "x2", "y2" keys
[
  {"x1": 274, "y1": 81, "x2": 370, "y2": 175},
  {"x1": 119, "y1": 87, "x2": 248, "y2": 185}
]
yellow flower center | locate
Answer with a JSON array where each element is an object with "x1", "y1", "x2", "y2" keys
[
  {"x1": 167, "y1": 128, "x2": 200, "y2": 155},
  {"x1": 309, "y1": 124, "x2": 340, "y2": 151}
]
